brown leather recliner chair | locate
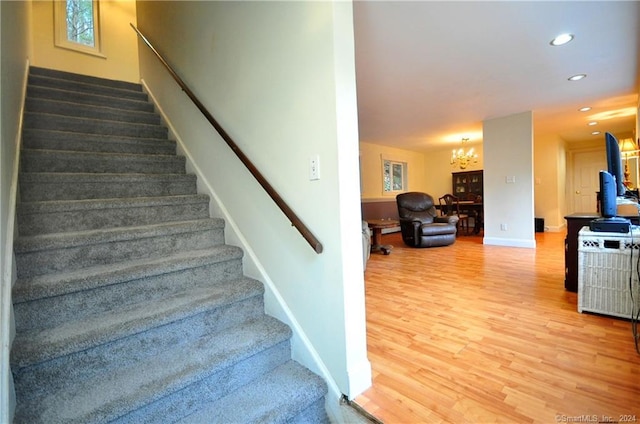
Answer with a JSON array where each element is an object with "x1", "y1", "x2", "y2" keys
[{"x1": 396, "y1": 192, "x2": 458, "y2": 247}]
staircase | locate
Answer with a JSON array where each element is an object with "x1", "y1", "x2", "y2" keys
[{"x1": 10, "y1": 66, "x2": 328, "y2": 423}]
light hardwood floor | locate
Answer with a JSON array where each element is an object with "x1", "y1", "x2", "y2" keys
[{"x1": 355, "y1": 230, "x2": 640, "y2": 424}]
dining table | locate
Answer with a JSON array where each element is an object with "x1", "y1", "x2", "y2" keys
[{"x1": 457, "y1": 201, "x2": 483, "y2": 234}]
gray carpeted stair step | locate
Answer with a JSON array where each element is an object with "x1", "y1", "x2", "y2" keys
[
  {"x1": 13, "y1": 245, "x2": 245, "y2": 332},
  {"x1": 28, "y1": 73, "x2": 148, "y2": 102},
  {"x1": 27, "y1": 84, "x2": 155, "y2": 112},
  {"x1": 24, "y1": 112, "x2": 168, "y2": 139},
  {"x1": 19, "y1": 172, "x2": 197, "y2": 201},
  {"x1": 12, "y1": 288, "x2": 280, "y2": 413},
  {"x1": 21, "y1": 149, "x2": 186, "y2": 174},
  {"x1": 30, "y1": 66, "x2": 143, "y2": 92},
  {"x1": 14, "y1": 218, "x2": 225, "y2": 278},
  {"x1": 22, "y1": 128, "x2": 176, "y2": 155},
  {"x1": 177, "y1": 361, "x2": 329, "y2": 424},
  {"x1": 26, "y1": 96, "x2": 161, "y2": 125},
  {"x1": 12, "y1": 66, "x2": 329, "y2": 423},
  {"x1": 17, "y1": 194, "x2": 210, "y2": 236}
]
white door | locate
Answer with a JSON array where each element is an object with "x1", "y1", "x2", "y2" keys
[{"x1": 572, "y1": 150, "x2": 606, "y2": 213}]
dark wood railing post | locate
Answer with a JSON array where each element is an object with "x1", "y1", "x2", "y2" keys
[{"x1": 131, "y1": 24, "x2": 323, "y2": 254}]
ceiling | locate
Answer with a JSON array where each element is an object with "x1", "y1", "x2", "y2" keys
[{"x1": 353, "y1": 1, "x2": 640, "y2": 153}]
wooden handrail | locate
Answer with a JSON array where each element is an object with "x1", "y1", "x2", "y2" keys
[{"x1": 131, "y1": 24, "x2": 323, "y2": 254}]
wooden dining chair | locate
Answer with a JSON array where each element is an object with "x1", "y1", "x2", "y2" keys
[{"x1": 438, "y1": 194, "x2": 470, "y2": 235}]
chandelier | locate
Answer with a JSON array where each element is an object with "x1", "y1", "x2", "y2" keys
[{"x1": 450, "y1": 137, "x2": 478, "y2": 169}]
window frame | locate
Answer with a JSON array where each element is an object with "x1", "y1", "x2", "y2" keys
[
  {"x1": 54, "y1": 0, "x2": 105, "y2": 58},
  {"x1": 381, "y1": 156, "x2": 408, "y2": 195}
]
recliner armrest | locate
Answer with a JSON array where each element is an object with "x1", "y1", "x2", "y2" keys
[{"x1": 435, "y1": 215, "x2": 459, "y2": 225}]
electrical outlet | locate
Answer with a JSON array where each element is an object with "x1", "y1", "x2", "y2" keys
[
  {"x1": 309, "y1": 155, "x2": 320, "y2": 180},
  {"x1": 500, "y1": 223, "x2": 508, "y2": 231}
]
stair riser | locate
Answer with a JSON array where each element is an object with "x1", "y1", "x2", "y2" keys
[
  {"x1": 21, "y1": 151, "x2": 186, "y2": 175},
  {"x1": 14, "y1": 296, "x2": 267, "y2": 402},
  {"x1": 23, "y1": 129, "x2": 176, "y2": 156},
  {"x1": 30, "y1": 67, "x2": 143, "y2": 92},
  {"x1": 24, "y1": 113, "x2": 168, "y2": 139},
  {"x1": 16, "y1": 228, "x2": 225, "y2": 278},
  {"x1": 14, "y1": 258, "x2": 244, "y2": 331},
  {"x1": 115, "y1": 342, "x2": 291, "y2": 424},
  {"x1": 19, "y1": 176, "x2": 197, "y2": 202},
  {"x1": 29, "y1": 75, "x2": 148, "y2": 102},
  {"x1": 18, "y1": 200, "x2": 209, "y2": 236},
  {"x1": 26, "y1": 97, "x2": 161, "y2": 125},
  {"x1": 27, "y1": 85, "x2": 154, "y2": 112}
]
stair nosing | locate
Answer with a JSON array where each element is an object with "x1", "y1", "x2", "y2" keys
[
  {"x1": 14, "y1": 316, "x2": 291, "y2": 424},
  {"x1": 25, "y1": 96, "x2": 159, "y2": 120},
  {"x1": 14, "y1": 218, "x2": 224, "y2": 253},
  {"x1": 21, "y1": 148, "x2": 184, "y2": 162},
  {"x1": 28, "y1": 73, "x2": 145, "y2": 97},
  {"x1": 25, "y1": 111, "x2": 167, "y2": 132},
  {"x1": 30, "y1": 66, "x2": 143, "y2": 91},
  {"x1": 11, "y1": 282, "x2": 271, "y2": 368},
  {"x1": 17, "y1": 194, "x2": 209, "y2": 215},
  {"x1": 13, "y1": 245, "x2": 244, "y2": 303}
]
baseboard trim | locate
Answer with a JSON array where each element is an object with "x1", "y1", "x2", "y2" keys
[{"x1": 483, "y1": 236, "x2": 536, "y2": 248}]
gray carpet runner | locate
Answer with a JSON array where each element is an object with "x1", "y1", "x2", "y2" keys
[{"x1": 11, "y1": 66, "x2": 328, "y2": 423}]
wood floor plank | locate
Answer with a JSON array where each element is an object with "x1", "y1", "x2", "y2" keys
[{"x1": 356, "y1": 231, "x2": 640, "y2": 423}]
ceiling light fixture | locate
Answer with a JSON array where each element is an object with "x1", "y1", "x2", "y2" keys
[
  {"x1": 550, "y1": 33, "x2": 574, "y2": 46},
  {"x1": 588, "y1": 121, "x2": 598, "y2": 126},
  {"x1": 450, "y1": 138, "x2": 478, "y2": 170},
  {"x1": 592, "y1": 131, "x2": 601, "y2": 135},
  {"x1": 579, "y1": 106, "x2": 592, "y2": 112},
  {"x1": 568, "y1": 74, "x2": 587, "y2": 81}
]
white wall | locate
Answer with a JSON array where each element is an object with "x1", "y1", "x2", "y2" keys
[
  {"x1": 31, "y1": 0, "x2": 139, "y2": 83},
  {"x1": 0, "y1": 1, "x2": 31, "y2": 421},
  {"x1": 534, "y1": 134, "x2": 566, "y2": 231},
  {"x1": 135, "y1": 0, "x2": 370, "y2": 416},
  {"x1": 483, "y1": 111, "x2": 536, "y2": 247}
]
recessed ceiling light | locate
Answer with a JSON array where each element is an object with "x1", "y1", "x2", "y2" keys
[
  {"x1": 568, "y1": 74, "x2": 587, "y2": 81},
  {"x1": 550, "y1": 33, "x2": 574, "y2": 46},
  {"x1": 592, "y1": 131, "x2": 601, "y2": 135},
  {"x1": 588, "y1": 121, "x2": 598, "y2": 126},
  {"x1": 579, "y1": 106, "x2": 592, "y2": 112}
]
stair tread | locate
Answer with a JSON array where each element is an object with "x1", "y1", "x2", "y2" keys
[
  {"x1": 19, "y1": 171, "x2": 196, "y2": 182},
  {"x1": 12, "y1": 277, "x2": 266, "y2": 368},
  {"x1": 22, "y1": 148, "x2": 184, "y2": 161},
  {"x1": 25, "y1": 110, "x2": 166, "y2": 130},
  {"x1": 30, "y1": 66, "x2": 143, "y2": 91},
  {"x1": 23, "y1": 128, "x2": 175, "y2": 147},
  {"x1": 178, "y1": 361, "x2": 327, "y2": 424},
  {"x1": 14, "y1": 316, "x2": 291, "y2": 424},
  {"x1": 29, "y1": 74, "x2": 147, "y2": 99},
  {"x1": 26, "y1": 96, "x2": 158, "y2": 120},
  {"x1": 14, "y1": 218, "x2": 224, "y2": 252},
  {"x1": 18, "y1": 194, "x2": 210, "y2": 214},
  {"x1": 13, "y1": 245, "x2": 243, "y2": 302}
]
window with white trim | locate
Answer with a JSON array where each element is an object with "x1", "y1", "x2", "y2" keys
[
  {"x1": 54, "y1": 0, "x2": 103, "y2": 57},
  {"x1": 382, "y1": 158, "x2": 407, "y2": 194}
]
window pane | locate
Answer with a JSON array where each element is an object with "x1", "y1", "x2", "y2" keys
[
  {"x1": 66, "y1": 0, "x2": 95, "y2": 47},
  {"x1": 383, "y1": 161, "x2": 391, "y2": 191},
  {"x1": 392, "y1": 163, "x2": 403, "y2": 190}
]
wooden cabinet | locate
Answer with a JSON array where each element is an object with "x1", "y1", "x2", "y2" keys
[{"x1": 452, "y1": 170, "x2": 483, "y2": 199}]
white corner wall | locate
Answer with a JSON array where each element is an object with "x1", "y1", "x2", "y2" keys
[
  {"x1": 534, "y1": 134, "x2": 566, "y2": 231},
  {"x1": 1, "y1": 0, "x2": 31, "y2": 421},
  {"x1": 31, "y1": 0, "x2": 139, "y2": 83},
  {"x1": 135, "y1": 0, "x2": 370, "y2": 412},
  {"x1": 483, "y1": 111, "x2": 536, "y2": 247}
]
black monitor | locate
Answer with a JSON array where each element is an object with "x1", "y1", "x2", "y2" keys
[{"x1": 605, "y1": 132, "x2": 626, "y2": 197}]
